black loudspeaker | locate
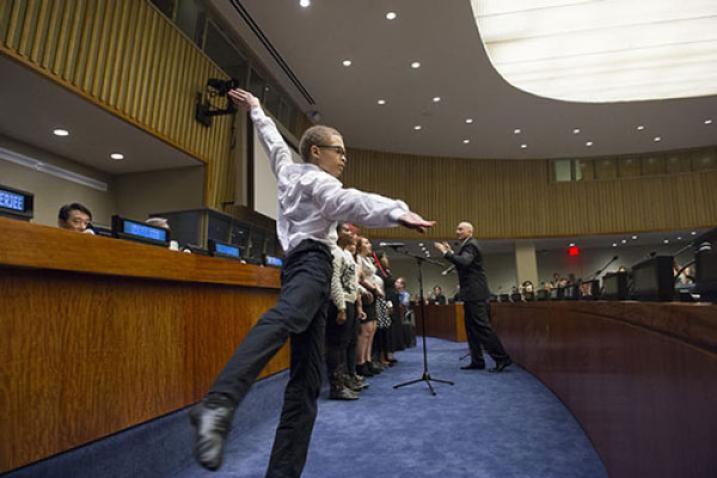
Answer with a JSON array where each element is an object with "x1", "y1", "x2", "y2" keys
[
  {"x1": 602, "y1": 271, "x2": 629, "y2": 300},
  {"x1": 631, "y1": 255, "x2": 675, "y2": 301},
  {"x1": 694, "y1": 249, "x2": 717, "y2": 302},
  {"x1": 563, "y1": 284, "x2": 579, "y2": 300}
]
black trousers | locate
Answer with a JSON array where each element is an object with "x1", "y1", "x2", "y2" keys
[
  {"x1": 326, "y1": 302, "x2": 356, "y2": 380},
  {"x1": 462, "y1": 300, "x2": 510, "y2": 365},
  {"x1": 209, "y1": 239, "x2": 332, "y2": 478}
]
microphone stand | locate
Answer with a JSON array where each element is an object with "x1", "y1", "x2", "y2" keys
[
  {"x1": 586, "y1": 255, "x2": 619, "y2": 282},
  {"x1": 389, "y1": 246, "x2": 454, "y2": 396}
]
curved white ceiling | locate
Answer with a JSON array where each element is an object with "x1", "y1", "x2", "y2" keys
[
  {"x1": 212, "y1": 0, "x2": 717, "y2": 160},
  {"x1": 472, "y1": 0, "x2": 717, "y2": 102}
]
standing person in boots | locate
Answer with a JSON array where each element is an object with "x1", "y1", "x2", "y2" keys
[
  {"x1": 189, "y1": 88, "x2": 434, "y2": 478},
  {"x1": 326, "y1": 224, "x2": 366, "y2": 400}
]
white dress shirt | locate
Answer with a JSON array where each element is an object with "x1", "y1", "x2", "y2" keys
[{"x1": 251, "y1": 105, "x2": 410, "y2": 253}]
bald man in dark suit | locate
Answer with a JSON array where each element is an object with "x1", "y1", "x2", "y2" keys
[{"x1": 435, "y1": 222, "x2": 512, "y2": 372}]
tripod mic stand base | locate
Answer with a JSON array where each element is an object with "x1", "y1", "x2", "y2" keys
[{"x1": 394, "y1": 372, "x2": 454, "y2": 396}]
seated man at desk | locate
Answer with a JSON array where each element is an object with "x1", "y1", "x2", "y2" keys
[{"x1": 57, "y1": 203, "x2": 93, "y2": 233}]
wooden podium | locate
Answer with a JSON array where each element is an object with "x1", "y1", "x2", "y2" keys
[{"x1": 414, "y1": 303, "x2": 467, "y2": 342}]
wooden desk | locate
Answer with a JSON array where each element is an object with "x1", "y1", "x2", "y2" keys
[
  {"x1": 492, "y1": 301, "x2": 717, "y2": 478},
  {"x1": 0, "y1": 218, "x2": 285, "y2": 472},
  {"x1": 415, "y1": 303, "x2": 467, "y2": 342}
]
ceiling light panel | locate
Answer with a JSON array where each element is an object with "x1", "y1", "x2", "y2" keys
[{"x1": 472, "y1": 0, "x2": 717, "y2": 102}]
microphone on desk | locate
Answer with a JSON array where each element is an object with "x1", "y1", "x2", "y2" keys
[
  {"x1": 378, "y1": 241, "x2": 406, "y2": 248},
  {"x1": 441, "y1": 265, "x2": 456, "y2": 276}
]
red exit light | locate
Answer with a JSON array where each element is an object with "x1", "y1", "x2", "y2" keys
[{"x1": 568, "y1": 246, "x2": 580, "y2": 256}]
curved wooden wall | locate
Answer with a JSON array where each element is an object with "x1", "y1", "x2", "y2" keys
[
  {"x1": 491, "y1": 301, "x2": 717, "y2": 478},
  {"x1": 342, "y1": 148, "x2": 717, "y2": 240},
  {"x1": 0, "y1": 218, "x2": 285, "y2": 472},
  {"x1": 0, "y1": 0, "x2": 234, "y2": 208}
]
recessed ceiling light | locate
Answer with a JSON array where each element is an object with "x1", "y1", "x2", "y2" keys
[
  {"x1": 410, "y1": 61, "x2": 421, "y2": 69},
  {"x1": 342, "y1": 59, "x2": 352, "y2": 67},
  {"x1": 465, "y1": 118, "x2": 474, "y2": 124},
  {"x1": 513, "y1": 128, "x2": 521, "y2": 134},
  {"x1": 653, "y1": 136, "x2": 662, "y2": 142},
  {"x1": 704, "y1": 119, "x2": 713, "y2": 125},
  {"x1": 53, "y1": 128, "x2": 69, "y2": 137},
  {"x1": 572, "y1": 128, "x2": 581, "y2": 134},
  {"x1": 632, "y1": 235, "x2": 638, "y2": 240},
  {"x1": 663, "y1": 239, "x2": 670, "y2": 244},
  {"x1": 419, "y1": 243, "x2": 424, "y2": 247},
  {"x1": 586, "y1": 141, "x2": 593, "y2": 147},
  {"x1": 520, "y1": 144, "x2": 527, "y2": 149},
  {"x1": 413, "y1": 125, "x2": 422, "y2": 131},
  {"x1": 612, "y1": 243, "x2": 618, "y2": 247},
  {"x1": 569, "y1": 242, "x2": 575, "y2": 247},
  {"x1": 386, "y1": 12, "x2": 397, "y2": 20},
  {"x1": 432, "y1": 96, "x2": 441, "y2": 103},
  {"x1": 691, "y1": 231, "x2": 697, "y2": 235},
  {"x1": 677, "y1": 236, "x2": 683, "y2": 240},
  {"x1": 377, "y1": 99, "x2": 386, "y2": 105},
  {"x1": 621, "y1": 239, "x2": 627, "y2": 244},
  {"x1": 299, "y1": 0, "x2": 310, "y2": 7},
  {"x1": 636, "y1": 125, "x2": 645, "y2": 131},
  {"x1": 110, "y1": 153, "x2": 124, "y2": 160},
  {"x1": 463, "y1": 139, "x2": 470, "y2": 144}
]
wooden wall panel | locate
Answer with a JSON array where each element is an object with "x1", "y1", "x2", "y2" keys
[
  {"x1": 0, "y1": 219, "x2": 287, "y2": 472},
  {"x1": 0, "y1": 269, "x2": 285, "y2": 472},
  {"x1": 492, "y1": 302, "x2": 717, "y2": 478},
  {"x1": 342, "y1": 148, "x2": 717, "y2": 240},
  {"x1": 0, "y1": 0, "x2": 234, "y2": 208}
]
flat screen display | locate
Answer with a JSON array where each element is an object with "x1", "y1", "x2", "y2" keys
[
  {"x1": 123, "y1": 220, "x2": 168, "y2": 242},
  {"x1": 0, "y1": 189, "x2": 24, "y2": 211},
  {"x1": 215, "y1": 243, "x2": 240, "y2": 258},
  {"x1": 265, "y1": 255, "x2": 283, "y2": 267}
]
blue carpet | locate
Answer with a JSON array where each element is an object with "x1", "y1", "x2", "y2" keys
[{"x1": 7, "y1": 338, "x2": 606, "y2": 478}]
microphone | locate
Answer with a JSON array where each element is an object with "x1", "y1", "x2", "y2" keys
[
  {"x1": 378, "y1": 241, "x2": 405, "y2": 248},
  {"x1": 588, "y1": 255, "x2": 618, "y2": 280},
  {"x1": 441, "y1": 265, "x2": 456, "y2": 276}
]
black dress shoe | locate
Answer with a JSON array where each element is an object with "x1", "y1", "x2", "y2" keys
[
  {"x1": 488, "y1": 358, "x2": 513, "y2": 373},
  {"x1": 460, "y1": 363, "x2": 486, "y2": 370},
  {"x1": 189, "y1": 393, "x2": 236, "y2": 471}
]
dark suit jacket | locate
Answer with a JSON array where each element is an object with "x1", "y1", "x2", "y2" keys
[{"x1": 444, "y1": 237, "x2": 490, "y2": 301}]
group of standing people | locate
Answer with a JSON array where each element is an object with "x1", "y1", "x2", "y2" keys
[{"x1": 326, "y1": 223, "x2": 416, "y2": 400}]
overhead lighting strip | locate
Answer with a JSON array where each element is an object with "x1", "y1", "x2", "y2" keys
[{"x1": 0, "y1": 147, "x2": 108, "y2": 192}]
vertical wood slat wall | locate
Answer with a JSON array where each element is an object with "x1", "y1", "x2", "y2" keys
[
  {"x1": 343, "y1": 148, "x2": 717, "y2": 240},
  {"x1": 0, "y1": 0, "x2": 234, "y2": 208}
]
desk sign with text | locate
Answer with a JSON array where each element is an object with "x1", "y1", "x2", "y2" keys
[
  {"x1": 264, "y1": 255, "x2": 283, "y2": 268},
  {"x1": 208, "y1": 239, "x2": 242, "y2": 260},
  {"x1": 111, "y1": 215, "x2": 170, "y2": 247},
  {"x1": 0, "y1": 184, "x2": 33, "y2": 220}
]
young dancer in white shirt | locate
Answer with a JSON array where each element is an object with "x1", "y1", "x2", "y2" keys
[{"x1": 190, "y1": 89, "x2": 434, "y2": 477}]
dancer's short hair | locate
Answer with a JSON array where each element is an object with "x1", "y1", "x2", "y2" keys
[{"x1": 299, "y1": 125, "x2": 341, "y2": 162}]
